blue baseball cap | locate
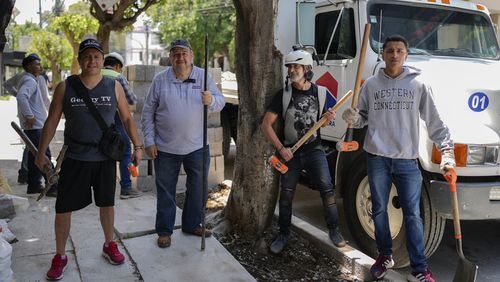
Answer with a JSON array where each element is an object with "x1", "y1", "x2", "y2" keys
[
  {"x1": 78, "y1": 38, "x2": 104, "y2": 54},
  {"x1": 169, "y1": 39, "x2": 192, "y2": 51},
  {"x1": 22, "y1": 53, "x2": 41, "y2": 68}
]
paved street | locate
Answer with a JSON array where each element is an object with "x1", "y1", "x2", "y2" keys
[{"x1": 293, "y1": 184, "x2": 500, "y2": 281}]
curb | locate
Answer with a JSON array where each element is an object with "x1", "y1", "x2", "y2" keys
[{"x1": 289, "y1": 213, "x2": 407, "y2": 281}]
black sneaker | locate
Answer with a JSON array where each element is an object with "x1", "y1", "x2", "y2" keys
[
  {"x1": 120, "y1": 190, "x2": 142, "y2": 199},
  {"x1": 270, "y1": 234, "x2": 289, "y2": 254},
  {"x1": 329, "y1": 228, "x2": 346, "y2": 247}
]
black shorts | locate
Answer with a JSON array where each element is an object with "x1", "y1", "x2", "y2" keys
[{"x1": 55, "y1": 158, "x2": 116, "y2": 213}]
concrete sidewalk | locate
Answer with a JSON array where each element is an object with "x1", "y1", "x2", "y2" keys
[{"x1": 2, "y1": 160, "x2": 254, "y2": 282}]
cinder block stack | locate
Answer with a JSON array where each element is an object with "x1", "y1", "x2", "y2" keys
[{"x1": 126, "y1": 65, "x2": 225, "y2": 192}]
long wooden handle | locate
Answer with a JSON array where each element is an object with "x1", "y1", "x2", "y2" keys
[
  {"x1": 351, "y1": 23, "x2": 371, "y2": 108},
  {"x1": 291, "y1": 90, "x2": 353, "y2": 153}
]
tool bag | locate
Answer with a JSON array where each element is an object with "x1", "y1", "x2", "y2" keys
[{"x1": 67, "y1": 76, "x2": 126, "y2": 161}]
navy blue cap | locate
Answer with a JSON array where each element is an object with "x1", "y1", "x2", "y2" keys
[
  {"x1": 22, "y1": 53, "x2": 41, "y2": 68},
  {"x1": 78, "y1": 38, "x2": 104, "y2": 54},
  {"x1": 169, "y1": 39, "x2": 192, "y2": 51}
]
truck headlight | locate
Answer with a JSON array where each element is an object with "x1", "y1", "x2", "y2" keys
[
  {"x1": 432, "y1": 144, "x2": 499, "y2": 167},
  {"x1": 467, "y1": 146, "x2": 485, "y2": 165}
]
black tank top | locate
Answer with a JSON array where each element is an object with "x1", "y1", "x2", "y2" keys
[{"x1": 63, "y1": 75, "x2": 117, "y2": 161}]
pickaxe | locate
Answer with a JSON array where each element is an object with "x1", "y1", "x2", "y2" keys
[
  {"x1": 336, "y1": 23, "x2": 371, "y2": 152},
  {"x1": 11, "y1": 121, "x2": 67, "y2": 201},
  {"x1": 269, "y1": 90, "x2": 353, "y2": 174}
]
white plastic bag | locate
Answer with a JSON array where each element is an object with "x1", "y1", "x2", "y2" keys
[{"x1": 0, "y1": 235, "x2": 13, "y2": 282}]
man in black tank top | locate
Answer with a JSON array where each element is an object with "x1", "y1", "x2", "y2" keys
[
  {"x1": 35, "y1": 39, "x2": 143, "y2": 281},
  {"x1": 261, "y1": 50, "x2": 346, "y2": 254}
]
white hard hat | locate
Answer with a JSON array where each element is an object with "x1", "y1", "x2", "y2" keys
[
  {"x1": 284, "y1": 50, "x2": 313, "y2": 68},
  {"x1": 104, "y1": 52, "x2": 125, "y2": 66}
]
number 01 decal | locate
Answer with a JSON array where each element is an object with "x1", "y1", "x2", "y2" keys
[{"x1": 468, "y1": 92, "x2": 489, "y2": 112}]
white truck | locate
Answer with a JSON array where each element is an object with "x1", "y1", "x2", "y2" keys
[{"x1": 221, "y1": 0, "x2": 500, "y2": 267}]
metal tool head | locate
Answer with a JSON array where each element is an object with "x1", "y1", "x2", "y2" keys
[
  {"x1": 268, "y1": 155, "x2": 288, "y2": 174},
  {"x1": 453, "y1": 257, "x2": 478, "y2": 282}
]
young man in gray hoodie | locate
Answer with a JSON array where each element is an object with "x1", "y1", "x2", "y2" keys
[{"x1": 342, "y1": 35, "x2": 455, "y2": 282}]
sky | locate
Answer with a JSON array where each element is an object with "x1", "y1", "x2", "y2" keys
[{"x1": 12, "y1": 0, "x2": 80, "y2": 25}]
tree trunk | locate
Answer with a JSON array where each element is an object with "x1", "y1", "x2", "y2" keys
[
  {"x1": 50, "y1": 60, "x2": 60, "y2": 86},
  {"x1": 224, "y1": 0, "x2": 283, "y2": 237},
  {"x1": 97, "y1": 24, "x2": 112, "y2": 53},
  {"x1": 70, "y1": 44, "x2": 79, "y2": 75}
]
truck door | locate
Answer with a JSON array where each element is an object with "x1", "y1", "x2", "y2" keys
[{"x1": 313, "y1": 3, "x2": 358, "y2": 142}]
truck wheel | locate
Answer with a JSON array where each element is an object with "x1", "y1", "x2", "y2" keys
[{"x1": 344, "y1": 162, "x2": 444, "y2": 267}]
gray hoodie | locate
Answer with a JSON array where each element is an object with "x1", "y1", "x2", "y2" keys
[
  {"x1": 15, "y1": 73, "x2": 50, "y2": 130},
  {"x1": 354, "y1": 66, "x2": 453, "y2": 159}
]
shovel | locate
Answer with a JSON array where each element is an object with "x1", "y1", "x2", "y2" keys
[{"x1": 444, "y1": 167, "x2": 478, "y2": 282}]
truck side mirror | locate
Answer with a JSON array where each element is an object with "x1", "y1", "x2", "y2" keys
[{"x1": 296, "y1": 1, "x2": 316, "y2": 46}]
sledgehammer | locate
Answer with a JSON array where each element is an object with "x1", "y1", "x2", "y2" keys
[
  {"x1": 269, "y1": 90, "x2": 353, "y2": 174},
  {"x1": 336, "y1": 23, "x2": 371, "y2": 152}
]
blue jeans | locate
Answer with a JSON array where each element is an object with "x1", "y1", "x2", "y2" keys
[
  {"x1": 366, "y1": 154, "x2": 427, "y2": 272},
  {"x1": 154, "y1": 147, "x2": 210, "y2": 236},
  {"x1": 117, "y1": 123, "x2": 132, "y2": 193},
  {"x1": 278, "y1": 149, "x2": 339, "y2": 235},
  {"x1": 24, "y1": 129, "x2": 52, "y2": 191},
  {"x1": 18, "y1": 147, "x2": 28, "y2": 177}
]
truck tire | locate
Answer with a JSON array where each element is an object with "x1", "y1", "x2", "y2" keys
[{"x1": 344, "y1": 161, "x2": 445, "y2": 268}]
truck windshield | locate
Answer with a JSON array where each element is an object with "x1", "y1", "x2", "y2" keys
[{"x1": 368, "y1": 3, "x2": 500, "y2": 59}]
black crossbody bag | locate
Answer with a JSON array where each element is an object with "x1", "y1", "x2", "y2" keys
[{"x1": 67, "y1": 76, "x2": 126, "y2": 161}]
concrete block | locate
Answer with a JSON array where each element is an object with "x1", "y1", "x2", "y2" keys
[
  {"x1": 208, "y1": 127, "x2": 223, "y2": 143},
  {"x1": 126, "y1": 65, "x2": 146, "y2": 81},
  {"x1": 137, "y1": 175, "x2": 156, "y2": 193},
  {"x1": 122, "y1": 232, "x2": 256, "y2": 282},
  {"x1": 129, "y1": 81, "x2": 152, "y2": 99},
  {"x1": 114, "y1": 193, "x2": 182, "y2": 239},
  {"x1": 208, "y1": 112, "x2": 221, "y2": 127},
  {"x1": 209, "y1": 141, "x2": 223, "y2": 156},
  {"x1": 209, "y1": 68, "x2": 222, "y2": 84},
  {"x1": 145, "y1": 65, "x2": 157, "y2": 81}
]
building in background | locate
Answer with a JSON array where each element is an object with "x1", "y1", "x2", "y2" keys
[{"x1": 125, "y1": 25, "x2": 165, "y2": 66}]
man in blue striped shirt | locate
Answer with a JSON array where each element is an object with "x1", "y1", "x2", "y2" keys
[{"x1": 141, "y1": 39, "x2": 225, "y2": 248}]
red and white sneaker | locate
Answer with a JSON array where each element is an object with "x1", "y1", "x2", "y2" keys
[
  {"x1": 407, "y1": 269, "x2": 436, "y2": 282},
  {"x1": 102, "y1": 241, "x2": 125, "y2": 265},
  {"x1": 46, "y1": 254, "x2": 68, "y2": 281}
]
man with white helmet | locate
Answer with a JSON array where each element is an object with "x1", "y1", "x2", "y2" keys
[
  {"x1": 261, "y1": 49, "x2": 346, "y2": 253},
  {"x1": 102, "y1": 52, "x2": 141, "y2": 199}
]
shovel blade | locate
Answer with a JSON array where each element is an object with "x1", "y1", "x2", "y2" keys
[{"x1": 452, "y1": 258, "x2": 478, "y2": 282}]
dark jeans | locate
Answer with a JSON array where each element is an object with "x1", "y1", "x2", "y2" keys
[
  {"x1": 18, "y1": 147, "x2": 28, "y2": 177},
  {"x1": 117, "y1": 123, "x2": 132, "y2": 193},
  {"x1": 366, "y1": 154, "x2": 427, "y2": 272},
  {"x1": 154, "y1": 147, "x2": 210, "y2": 236},
  {"x1": 24, "y1": 129, "x2": 52, "y2": 191},
  {"x1": 278, "y1": 149, "x2": 339, "y2": 235}
]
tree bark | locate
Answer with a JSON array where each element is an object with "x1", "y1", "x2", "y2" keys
[
  {"x1": 224, "y1": 0, "x2": 283, "y2": 237},
  {"x1": 97, "y1": 24, "x2": 112, "y2": 54},
  {"x1": 50, "y1": 59, "x2": 60, "y2": 86}
]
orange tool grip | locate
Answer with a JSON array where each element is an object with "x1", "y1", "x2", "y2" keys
[{"x1": 128, "y1": 163, "x2": 139, "y2": 177}]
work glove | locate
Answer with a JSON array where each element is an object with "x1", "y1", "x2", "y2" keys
[
  {"x1": 341, "y1": 108, "x2": 359, "y2": 125},
  {"x1": 440, "y1": 150, "x2": 456, "y2": 172}
]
